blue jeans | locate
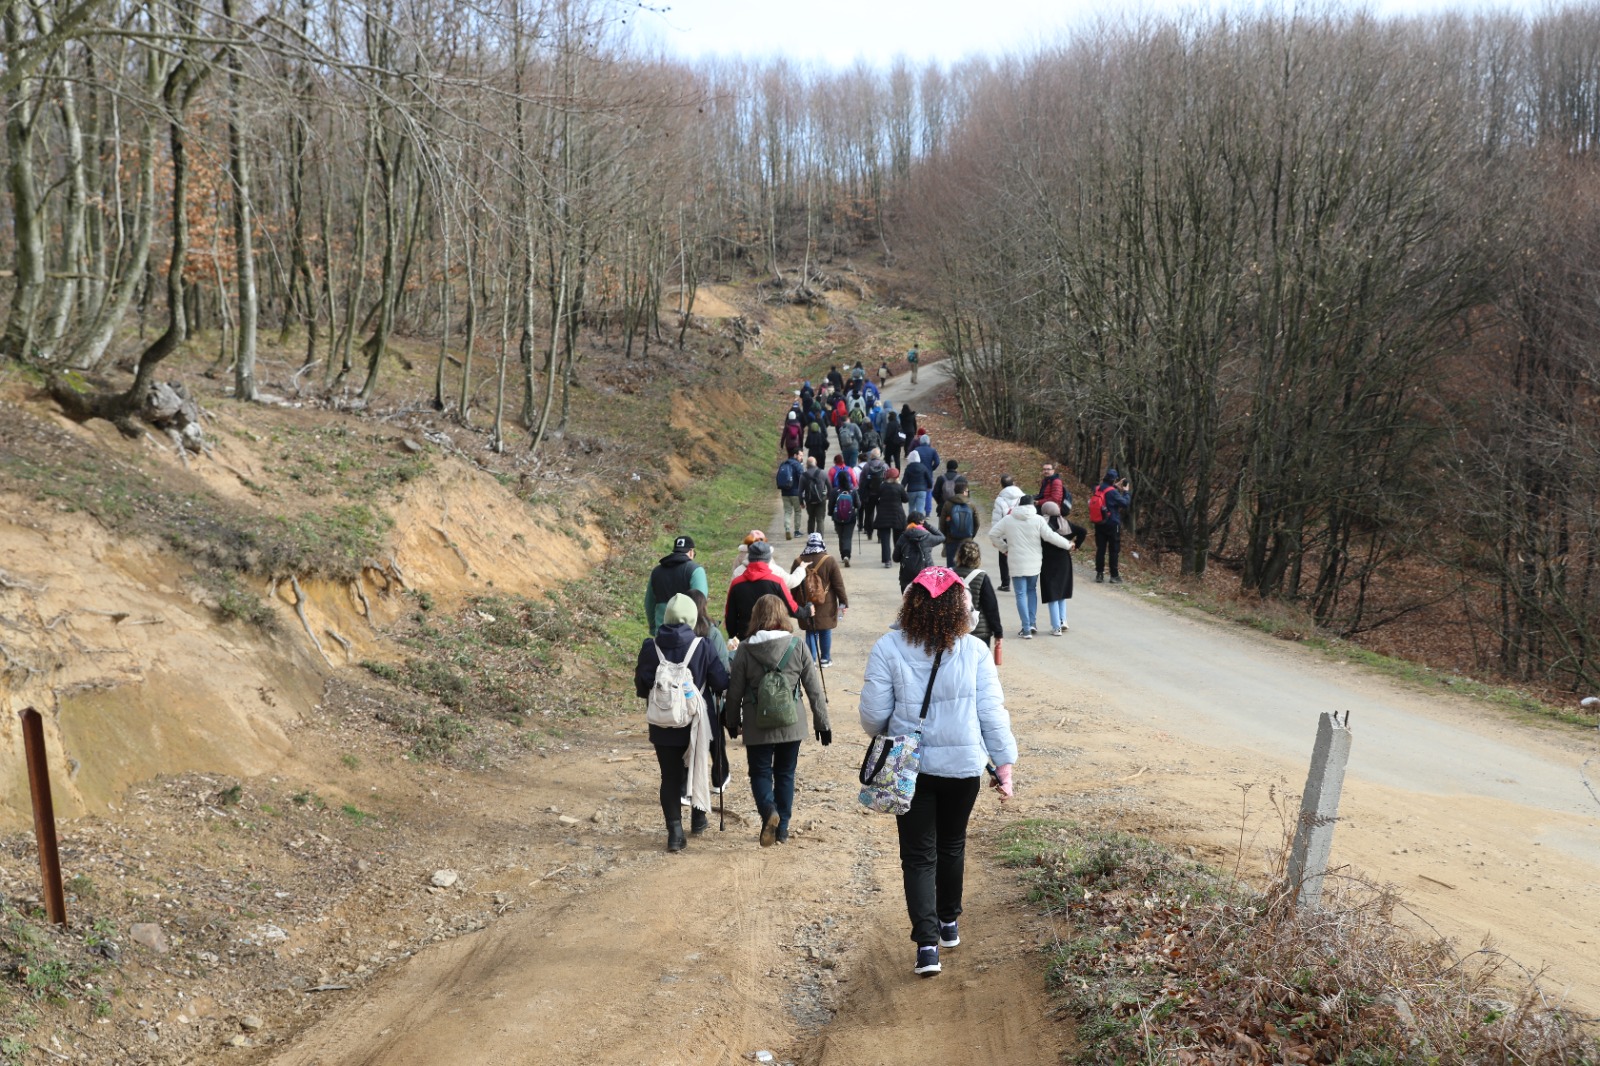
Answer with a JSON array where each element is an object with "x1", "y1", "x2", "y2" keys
[
  {"x1": 1047, "y1": 598, "x2": 1066, "y2": 630},
  {"x1": 746, "y1": 740, "x2": 801, "y2": 837},
  {"x1": 908, "y1": 490, "x2": 931, "y2": 517},
  {"x1": 805, "y1": 628, "x2": 832, "y2": 662},
  {"x1": 1013, "y1": 574, "x2": 1038, "y2": 634}
]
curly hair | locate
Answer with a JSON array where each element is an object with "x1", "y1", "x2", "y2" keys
[
  {"x1": 897, "y1": 581, "x2": 970, "y2": 654},
  {"x1": 954, "y1": 539, "x2": 982, "y2": 570}
]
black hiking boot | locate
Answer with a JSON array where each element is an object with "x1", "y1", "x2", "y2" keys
[
  {"x1": 666, "y1": 819, "x2": 687, "y2": 852},
  {"x1": 690, "y1": 809, "x2": 709, "y2": 834}
]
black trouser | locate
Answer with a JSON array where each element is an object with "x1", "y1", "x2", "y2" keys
[
  {"x1": 834, "y1": 519, "x2": 855, "y2": 558},
  {"x1": 896, "y1": 773, "x2": 981, "y2": 945},
  {"x1": 862, "y1": 497, "x2": 878, "y2": 538},
  {"x1": 807, "y1": 502, "x2": 826, "y2": 534},
  {"x1": 1094, "y1": 521, "x2": 1121, "y2": 578},
  {"x1": 653, "y1": 744, "x2": 687, "y2": 825},
  {"x1": 880, "y1": 524, "x2": 903, "y2": 564},
  {"x1": 998, "y1": 552, "x2": 1010, "y2": 588}
]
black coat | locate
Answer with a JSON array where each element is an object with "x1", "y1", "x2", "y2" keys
[
  {"x1": 724, "y1": 576, "x2": 793, "y2": 641},
  {"x1": 1039, "y1": 517, "x2": 1088, "y2": 602},
  {"x1": 872, "y1": 480, "x2": 909, "y2": 530},
  {"x1": 634, "y1": 622, "x2": 729, "y2": 746}
]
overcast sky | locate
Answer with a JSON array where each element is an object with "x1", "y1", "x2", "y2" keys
[{"x1": 634, "y1": 0, "x2": 1524, "y2": 69}]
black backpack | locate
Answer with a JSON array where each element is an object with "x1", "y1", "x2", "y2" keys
[{"x1": 803, "y1": 472, "x2": 827, "y2": 506}]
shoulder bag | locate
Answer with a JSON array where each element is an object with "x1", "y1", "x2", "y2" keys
[{"x1": 858, "y1": 649, "x2": 943, "y2": 815}]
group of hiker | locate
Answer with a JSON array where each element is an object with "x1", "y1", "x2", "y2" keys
[{"x1": 631, "y1": 352, "x2": 1130, "y2": 978}]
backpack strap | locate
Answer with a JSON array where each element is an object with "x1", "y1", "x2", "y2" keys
[{"x1": 916, "y1": 649, "x2": 944, "y2": 726}]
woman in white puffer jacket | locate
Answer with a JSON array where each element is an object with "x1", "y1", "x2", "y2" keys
[{"x1": 859, "y1": 566, "x2": 1018, "y2": 979}]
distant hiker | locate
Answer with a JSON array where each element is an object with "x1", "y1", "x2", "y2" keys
[
  {"x1": 858, "y1": 414, "x2": 881, "y2": 458},
  {"x1": 733, "y1": 530, "x2": 808, "y2": 591},
  {"x1": 724, "y1": 540, "x2": 799, "y2": 641},
  {"x1": 799, "y1": 456, "x2": 829, "y2": 535},
  {"x1": 883, "y1": 410, "x2": 905, "y2": 468},
  {"x1": 931, "y1": 460, "x2": 964, "y2": 529},
  {"x1": 634, "y1": 593, "x2": 728, "y2": 852},
  {"x1": 858, "y1": 449, "x2": 889, "y2": 542},
  {"x1": 851, "y1": 361, "x2": 867, "y2": 388},
  {"x1": 828, "y1": 458, "x2": 860, "y2": 565},
  {"x1": 645, "y1": 535, "x2": 708, "y2": 630},
  {"x1": 907, "y1": 344, "x2": 920, "y2": 385},
  {"x1": 800, "y1": 380, "x2": 815, "y2": 410},
  {"x1": 893, "y1": 511, "x2": 946, "y2": 592},
  {"x1": 912, "y1": 433, "x2": 940, "y2": 475},
  {"x1": 939, "y1": 482, "x2": 976, "y2": 565},
  {"x1": 827, "y1": 365, "x2": 846, "y2": 393},
  {"x1": 990, "y1": 474, "x2": 1023, "y2": 592},
  {"x1": 988, "y1": 494, "x2": 1074, "y2": 639},
  {"x1": 953, "y1": 539, "x2": 1003, "y2": 652},
  {"x1": 725, "y1": 594, "x2": 830, "y2": 847},
  {"x1": 1090, "y1": 468, "x2": 1132, "y2": 584},
  {"x1": 830, "y1": 398, "x2": 849, "y2": 433},
  {"x1": 868, "y1": 397, "x2": 887, "y2": 436},
  {"x1": 777, "y1": 449, "x2": 805, "y2": 540},
  {"x1": 837, "y1": 416, "x2": 862, "y2": 468},
  {"x1": 1037, "y1": 462, "x2": 1069, "y2": 514},
  {"x1": 899, "y1": 404, "x2": 918, "y2": 443},
  {"x1": 794, "y1": 532, "x2": 848, "y2": 667},
  {"x1": 805, "y1": 420, "x2": 829, "y2": 467},
  {"x1": 872, "y1": 466, "x2": 910, "y2": 568},
  {"x1": 1038, "y1": 501, "x2": 1085, "y2": 635},
  {"x1": 878, "y1": 360, "x2": 890, "y2": 389},
  {"x1": 780, "y1": 410, "x2": 802, "y2": 455},
  {"x1": 859, "y1": 566, "x2": 1016, "y2": 976},
  {"x1": 902, "y1": 451, "x2": 933, "y2": 518}
]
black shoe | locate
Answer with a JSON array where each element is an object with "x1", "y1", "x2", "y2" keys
[
  {"x1": 1095, "y1": 573, "x2": 1105, "y2": 583},
  {"x1": 667, "y1": 820, "x2": 686, "y2": 852},
  {"x1": 690, "y1": 809, "x2": 709, "y2": 834},
  {"x1": 1109, "y1": 575, "x2": 1123, "y2": 584},
  {"x1": 843, "y1": 557, "x2": 851, "y2": 567},
  {"x1": 997, "y1": 585, "x2": 1010, "y2": 592}
]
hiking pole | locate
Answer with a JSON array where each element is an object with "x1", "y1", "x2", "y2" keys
[{"x1": 714, "y1": 693, "x2": 727, "y2": 832}]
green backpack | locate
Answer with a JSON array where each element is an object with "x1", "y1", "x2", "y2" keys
[{"x1": 753, "y1": 637, "x2": 803, "y2": 730}]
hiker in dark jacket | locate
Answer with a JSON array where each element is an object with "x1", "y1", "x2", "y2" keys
[
  {"x1": 872, "y1": 467, "x2": 910, "y2": 567},
  {"x1": 780, "y1": 411, "x2": 803, "y2": 456},
  {"x1": 953, "y1": 539, "x2": 1003, "y2": 651},
  {"x1": 724, "y1": 540, "x2": 798, "y2": 640},
  {"x1": 799, "y1": 457, "x2": 829, "y2": 535},
  {"x1": 644, "y1": 535, "x2": 709, "y2": 629},
  {"x1": 1092, "y1": 468, "x2": 1132, "y2": 583},
  {"x1": 899, "y1": 404, "x2": 918, "y2": 442},
  {"x1": 805, "y1": 421, "x2": 829, "y2": 466},
  {"x1": 634, "y1": 594, "x2": 729, "y2": 852},
  {"x1": 858, "y1": 450, "x2": 890, "y2": 542},
  {"x1": 894, "y1": 512, "x2": 946, "y2": 591},
  {"x1": 883, "y1": 411, "x2": 904, "y2": 468},
  {"x1": 902, "y1": 452, "x2": 934, "y2": 517},
  {"x1": 1038, "y1": 501, "x2": 1086, "y2": 635},
  {"x1": 725, "y1": 594, "x2": 829, "y2": 846}
]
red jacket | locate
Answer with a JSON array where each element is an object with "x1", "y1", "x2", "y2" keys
[
  {"x1": 1038, "y1": 474, "x2": 1067, "y2": 511},
  {"x1": 725, "y1": 561, "x2": 799, "y2": 614}
]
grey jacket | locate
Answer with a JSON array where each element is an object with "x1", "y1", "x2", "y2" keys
[{"x1": 726, "y1": 629, "x2": 829, "y2": 746}]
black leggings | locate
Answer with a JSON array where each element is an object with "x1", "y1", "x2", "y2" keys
[{"x1": 654, "y1": 744, "x2": 687, "y2": 824}]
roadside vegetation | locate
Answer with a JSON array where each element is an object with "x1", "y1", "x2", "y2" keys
[{"x1": 999, "y1": 819, "x2": 1598, "y2": 1065}]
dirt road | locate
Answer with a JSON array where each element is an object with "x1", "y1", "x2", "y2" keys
[{"x1": 266, "y1": 366, "x2": 1600, "y2": 1065}]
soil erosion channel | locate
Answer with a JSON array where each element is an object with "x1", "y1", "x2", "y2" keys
[{"x1": 269, "y1": 365, "x2": 1600, "y2": 1064}]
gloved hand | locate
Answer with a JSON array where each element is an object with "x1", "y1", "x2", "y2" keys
[
  {"x1": 993, "y1": 763, "x2": 1014, "y2": 800},
  {"x1": 816, "y1": 729, "x2": 832, "y2": 747},
  {"x1": 726, "y1": 720, "x2": 741, "y2": 739}
]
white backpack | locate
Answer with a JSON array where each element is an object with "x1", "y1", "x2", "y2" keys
[{"x1": 646, "y1": 637, "x2": 706, "y2": 728}]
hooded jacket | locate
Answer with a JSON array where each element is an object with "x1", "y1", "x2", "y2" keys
[
  {"x1": 1039, "y1": 514, "x2": 1086, "y2": 602},
  {"x1": 858, "y1": 628, "x2": 1017, "y2": 778},
  {"x1": 645, "y1": 552, "x2": 709, "y2": 629},
  {"x1": 989, "y1": 504, "x2": 1074, "y2": 578},
  {"x1": 902, "y1": 454, "x2": 933, "y2": 494},
  {"x1": 633, "y1": 622, "x2": 729, "y2": 747},
  {"x1": 990, "y1": 484, "x2": 1024, "y2": 528},
  {"x1": 872, "y1": 479, "x2": 909, "y2": 530},
  {"x1": 893, "y1": 523, "x2": 946, "y2": 588},
  {"x1": 726, "y1": 629, "x2": 830, "y2": 746},
  {"x1": 724, "y1": 561, "x2": 799, "y2": 640},
  {"x1": 792, "y1": 550, "x2": 847, "y2": 630}
]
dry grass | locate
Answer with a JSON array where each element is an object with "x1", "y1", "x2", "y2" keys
[{"x1": 999, "y1": 816, "x2": 1598, "y2": 1065}]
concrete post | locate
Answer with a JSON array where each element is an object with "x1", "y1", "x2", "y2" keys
[{"x1": 1285, "y1": 711, "x2": 1352, "y2": 911}]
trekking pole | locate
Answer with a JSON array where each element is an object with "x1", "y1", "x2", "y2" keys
[{"x1": 714, "y1": 694, "x2": 727, "y2": 832}]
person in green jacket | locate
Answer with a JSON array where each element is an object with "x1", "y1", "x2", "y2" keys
[{"x1": 644, "y1": 535, "x2": 709, "y2": 629}]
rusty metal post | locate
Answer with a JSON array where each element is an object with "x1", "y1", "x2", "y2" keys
[{"x1": 19, "y1": 708, "x2": 67, "y2": 926}]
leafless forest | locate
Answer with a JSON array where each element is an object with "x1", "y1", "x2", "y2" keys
[{"x1": 5, "y1": 2, "x2": 1600, "y2": 690}]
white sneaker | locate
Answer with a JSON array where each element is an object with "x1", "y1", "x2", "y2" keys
[
  {"x1": 1021, "y1": 631, "x2": 1034, "y2": 640},
  {"x1": 1051, "y1": 626, "x2": 1062, "y2": 636}
]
